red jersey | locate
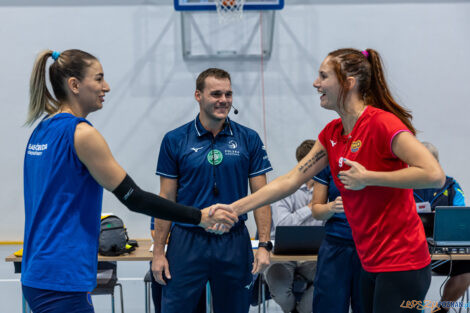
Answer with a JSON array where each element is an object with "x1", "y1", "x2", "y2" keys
[{"x1": 318, "y1": 106, "x2": 430, "y2": 272}]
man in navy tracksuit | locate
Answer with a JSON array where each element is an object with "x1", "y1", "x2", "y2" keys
[
  {"x1": 152, "y1": 68, "x2": 273, "y2": 313},
  {"x1": 149, "y1": 218, "x2": 206, "y2": 313}
]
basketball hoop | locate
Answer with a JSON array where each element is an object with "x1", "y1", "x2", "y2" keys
[{"x1": 215, "y1": 0, "x2": 246, "y2": 24}]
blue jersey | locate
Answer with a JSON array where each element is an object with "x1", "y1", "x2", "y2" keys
[
  {"x1": 22, "y1": 113, "x2": 103, "y2": 292},
  {"x1": 156, "y1": 115, "x2": 272, "y2": 226},
  {"x1": 314, "y1": 166, "x2": 353, "y2": 240}
]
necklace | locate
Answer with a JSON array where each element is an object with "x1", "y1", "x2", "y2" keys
[
  {"x1": 338, "y1": 105, "x2": 367, "y2": 168},
  {"x1": 343, "y1": 105, "x2": 366, "y2": 135},
  {"x1": 356, "y1": 105, "x2": 367, "y2": 120}
]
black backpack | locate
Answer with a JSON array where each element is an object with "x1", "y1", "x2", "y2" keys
[{"x1": 99, "y1": 215, "x2": 137, "y2": 256}]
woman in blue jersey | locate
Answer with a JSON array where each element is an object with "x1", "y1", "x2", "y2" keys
[
  {"x1": 311, "y1": 165, "x2": 362, "y2": 313},
  {"x1": 22, "y1": 49, "x2": 238, "y2": 313}
]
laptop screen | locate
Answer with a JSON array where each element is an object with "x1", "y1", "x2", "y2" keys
[
  {"x1": 434, "y1": 206, "x2": 470, "y2": 246},
  {"x1": 273, "y1": 226, "x2": 325, "y2": 255}
]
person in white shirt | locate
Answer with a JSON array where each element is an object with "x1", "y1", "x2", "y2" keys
[{"x1": 264, "y1": 139, "x2": 323, "y2": 313}]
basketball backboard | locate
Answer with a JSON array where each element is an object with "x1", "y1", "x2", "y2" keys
[
  {"x1": 174, "y1": 0, "x2": 284, "y2": 11},
  {"x1": 175, "y1": 0, "x2": 283, "y2": 60}
]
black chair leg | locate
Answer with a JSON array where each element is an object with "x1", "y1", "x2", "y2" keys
[{"x1": 117, "y1": 283, "x2": 124, "y2": 313}]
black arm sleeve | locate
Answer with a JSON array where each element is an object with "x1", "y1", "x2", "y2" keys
[{"x1": 112, "y1": 174, "x2": 201, "y2": 225}]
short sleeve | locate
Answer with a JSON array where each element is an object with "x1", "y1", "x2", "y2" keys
[
  {"x1": 156, "y1": 133, "x2": 179, "y2": 178},
  {"x1": 314, "y1": 166, "x2": 331, "y2": 186},
  {"x1": 248, "y1": 132, "x2": 272, "y2": 177},
  {"x1": 318, "y1": 126, "x2": 329, "y2": 153},
  {"x1": 318, "y1": 119, "x2": 339, "y2": 157},
  {"x1": 372, "y1": 111, "x2": 411, "y2": 158},
  {"x1": 452, "y1": 180, "x2": 466, "y2": 206}
]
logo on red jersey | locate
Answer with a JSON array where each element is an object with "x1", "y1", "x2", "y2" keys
[{"x1": 350, "y1": 140, "x2": 362, "y2": 153}]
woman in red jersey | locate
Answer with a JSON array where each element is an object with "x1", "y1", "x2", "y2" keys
[{"x1": 216, "y1": 48, "x2": 445, "y2": 313}]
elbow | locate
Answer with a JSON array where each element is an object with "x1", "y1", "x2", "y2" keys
[
  {"x1": 428, "y1": 167, "x2": 446, "y2": 189},
  {"x1": 434, "y1": 172, "x2": 446, "y2": 189},
  {"x1": 312, "y1": 213, "x2": 323, "y2": 220},
  {"x1": 310, "y1": 205, "x2": 323, "y2": 220},
  {"x1": 311, "y1": 209, "x2": 320, "y2": 220}
]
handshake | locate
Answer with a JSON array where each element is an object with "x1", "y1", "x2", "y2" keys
[{"x1": 198, "y1": 204, "x2": 239, "y2": 234}]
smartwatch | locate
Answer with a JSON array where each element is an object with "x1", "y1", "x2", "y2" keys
[{"x1": 258, "y1": 241, "x2": 273, "y2": 252}]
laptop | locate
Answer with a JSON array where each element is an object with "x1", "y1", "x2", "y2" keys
[
  {"x1": 432, "y1": 206, "x2": 470, "y2": 254},
  {"x1": 273, "y1": 226, "x2": 325, "y2": 255}
]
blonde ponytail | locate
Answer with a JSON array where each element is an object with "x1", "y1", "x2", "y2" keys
[
  {"x1": 26, "y1": 49, "x2": 97, "y2": 126},
  {"x1": 26, "y1": 50, "x2": 60, "y2": 126}
]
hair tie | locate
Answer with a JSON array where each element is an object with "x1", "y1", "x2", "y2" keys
[
  {"x1": 361, "y1": 50, "x2": 369, "y2": 59},
  {"x1": 51, "y1": 51, "x2": 61, "y2": 61}
]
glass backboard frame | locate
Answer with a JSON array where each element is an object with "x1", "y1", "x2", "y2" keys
[
  {"x1": 180, "y1": 10, "x2": 276, "y2": 60},
  {"x1": 174, "y1": 0, "x2": 284, "y2": 11}
]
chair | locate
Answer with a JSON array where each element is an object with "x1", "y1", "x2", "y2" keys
[
  {"x1": 92, "y1": 261, "x2": 124, "y2": 313},
  {"x1": 144, "y1": 269, "x2": 152, "y2": 313},
  {"x1": 145, "y1": 268, "x2": 209, "y2": 313},
  {"x1": 250, "y1": 273, "x2": 271, "y2": 313}
]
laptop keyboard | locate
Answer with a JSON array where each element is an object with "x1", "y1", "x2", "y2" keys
[{"x1": 432, "y1": 247, "x2": 470, "y2": 254}]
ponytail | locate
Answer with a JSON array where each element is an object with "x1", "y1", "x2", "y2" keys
[
  {"x1": 26, "y1": 49, "x2": 98, "y2": 126},
  {"x1": 365, "y1": 49, "x2": 415, "y2": 134},
  {"x1": 328, "y1": 48, "x2": 416, "y2": 135},
  {"x1": 26, "y1": 50, "x2": 60, "y2": 125}
]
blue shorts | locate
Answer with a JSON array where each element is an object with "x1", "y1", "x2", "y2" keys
[
  {"x1": 22, "y1": 285, "x2": 94, "y2": 313},
  {"x1": 161, "y1": 222, "x2": 254, "y2": 313}
]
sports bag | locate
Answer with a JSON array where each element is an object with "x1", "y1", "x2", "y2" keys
[{"x1": 99, "y1": 214, "x2": 137, "y2": 256}]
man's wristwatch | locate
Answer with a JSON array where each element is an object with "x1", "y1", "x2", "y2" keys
[{"x1": 258, "y1": 241, "x2": 273, "y2": 252}]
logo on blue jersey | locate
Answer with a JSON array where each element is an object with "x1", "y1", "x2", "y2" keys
[
  {"x1": 207, "y1": 149, "x2": 223, "y2": 165},
  {"x1": 228, "y1": 140, "x2": 237, "y2": 149},
  {"x1": 191, "y1": 146, "x2": 204, "y2": 152},
  {"x1": 225, "y1": 140, "x2": 240, "y2": 156},
  {"x1": 27, "y1": 143, "x2": 48, "y2": 156}
]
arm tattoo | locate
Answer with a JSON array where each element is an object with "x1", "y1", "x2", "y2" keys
[{"x1": 298, "y1": 150, "x2": 326, "y2": 174}]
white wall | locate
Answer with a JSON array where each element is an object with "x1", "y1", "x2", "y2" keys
[{"x1": 1, "y1": 0, "x2": 469, "y2": 241}]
